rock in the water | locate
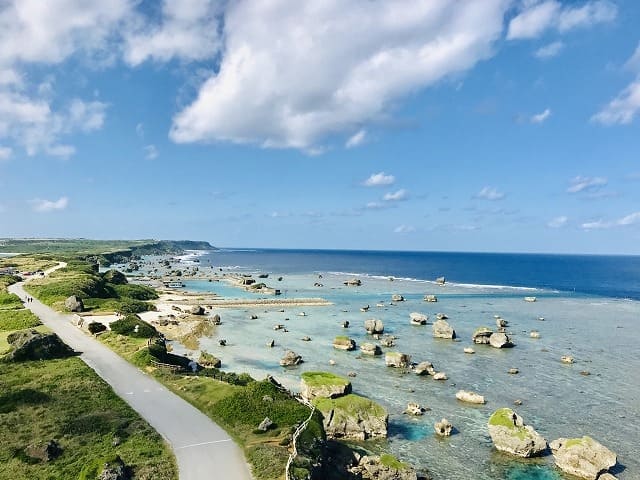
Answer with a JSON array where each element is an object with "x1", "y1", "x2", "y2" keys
[
  {"x1": 365, "y1": 319, "x2": 385, "y2": 334},
  {"x1": 410, "y1": 312, "x2": 428, "y2": 325},
  {"x1": 249, "y1": 314, "x2": 258, "y2": 320},
  {"x1": 489, "y1": 332, "x2": 513, "y2": 348},
  {"x1": 456, "y1": 390, "x2": 485, "y2": 404},
  {"x1": 391, "y1": 294, "x2": 405, "y2": 302},
  {"x1": 380, "y1": 335, "x2": 395, "y2": 347},
  {"x1": 385, "y1": 352, "x2": 411, "y2": 368},
  {"x1": 349, "y1": 454, "x2": 418, "y2": 480},
  {"x1": 7, "y1": 330, "x2": 74, "y2": 361},
  {"x1": 508, "y1": 368, "x2": 519, "y2": 375},
  {"x1": 333, "y1": 336, "x2": 356, "y2": 351},
  {"x1": 361, "y1": 342, "x2": 382, "y2": 356},
  {"x1": 530, "y1": 330, "x2": 540, "y2": 338},
  {"x1": 424, "y1": 294, "x2": 438, "y2": 302},
  {"x1": 472, "y1": 327, "x2": 493, "y2": 344},
  {"x1": 433, "y1": 319, "x2": 456, "y2": 339},
  {"x1": 279, "y1": 350, "x2": 303, "y2": 366},
  {"x1": 561, "y1": 355, "x2": 574, "y2": 364},
  {"x1": 65, "y1": 295, "x2": 84, "y2": 312},
  {"x1": 258, "y1": 417, "x2": 274, "y2": 431},
  {"x1": 267, "y1": 339, "x2": 275, "y2": 348},
  {"x1": 433, "y1": 372, "x2": 447, "y2": 380},
  {"x1": 25, "y1": 440, "x2": 62, "y2": 462},
  {"x1": 212, "y1": 314, "x2": 222, "y2": 324},
  {"x1": 315, "y1": 394, "x2": 388, "y2": 440},
  {"x1": 496, "y1": 317, "x2": 508, "y2": 328},
  {"x1": 190, "y1": 305, "x2": 205, "y2": 315},
  {"x1": 434, "y1": 418, "x2": 453, "y2": 437},
  {"x1": 414, "y1": 361, "x2": 436, "y2": 376},
  {"x1": 342, "y1": 320, "x2": 350, "y2": 328},
  {"x1": 404, "y1": 402, "x2": 425, "y2": 416},
  {"x1": 198, "y1": 351, "x2": 221, "y2": 368},
  {"x1": 301, "y1": 336, "x2": 311, "y2": 341},
  {"x1": 488, "y1": 408, "x2": 547, "y2": 457},
  {"x1": 301, "y1": 371, "x2": 352, "y2": 400},
  {"x1": 464, "y1": 347, "x2": 475, "y2": 354},
  {"x1": 550, "y1": 436, "x2": 617, "y2": 480}
]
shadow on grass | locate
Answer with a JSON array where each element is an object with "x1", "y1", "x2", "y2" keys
[{"x1": 0, "y1": 388, "x2": 50, "y2": 413}]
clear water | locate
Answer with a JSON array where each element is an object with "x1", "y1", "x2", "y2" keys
[{"x1": 167, "y1": 250, "x2": 639, "y2": 480}]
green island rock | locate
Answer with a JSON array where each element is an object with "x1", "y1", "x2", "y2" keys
[
  {"x1": 488, "y1": 408, "x2": 547, "y2": 457},
  {"x1": 550, "y1": 436, "x2": 617, "y2": 480},
  {"x1": 314, "y1": 393, "x2": 388, "y2": 440},
  {"x1": 301, "y1": 371, "x2": 352, "y2": 400}
]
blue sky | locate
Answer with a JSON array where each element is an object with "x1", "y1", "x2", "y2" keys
[{"x1": 1, "y1": 0, "x2": 639, "y2": 254}]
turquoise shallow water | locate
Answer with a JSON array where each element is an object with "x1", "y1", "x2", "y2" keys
[{"x1": 166, "y1": 269, "x2": 640, "y2": 480}]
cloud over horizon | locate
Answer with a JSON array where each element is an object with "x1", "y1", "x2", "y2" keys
[{"x1": 31, "y1": 196, "x2": 69, "y2": 212}]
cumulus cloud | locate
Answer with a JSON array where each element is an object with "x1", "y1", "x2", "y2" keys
[
  {"x1": 394, "y1": 224, "x2": 416, "y2": 234},
  {"x1": 345, "y1": 129, "x2": 367, "y2": 149},
  {"x1": 144, "y1": 144, "x2": 158, "y2": 160},
  {"x1": 548, "y1": 215, "x2": 568, "y2": 228},
  {"x1": 531, "y1": 108, "x2": 551, "y2": 123},
  {"x1": 169, "y1": 0, "x2": 509, "y2": 150},
  {"x1": 31, "y1": 196, "x2": 69, "y2": 212},
  {"x1": 124, "y1": 0, "x2": 223, "y2": 66},
  {"x1": 0, "y1": 146, "x2": 12, "y2": 160},
  {"x1": 592, "y1": 80, "x2": 640, "y2": 125},
  {"x1": 534, "y1": 41, "x2": 564, "y2": 59},
  {"x1": 474, "y1": 186, "x2": 505, "y2": 201},
  {"x1": 567, "y1": 176, "x2": 607, "y2": 193},
  {"x1": 363, "y1": 172, "x2": 395, "y2": 187},
  {"x1": 581, "y1": 211, "x2": 640, "y2": 230},
  {"x1": 383, "y1": 189, "x2": 408, "y2": 202},
  {"x1": 507, "y1": 0, "x2": 617, "y2": 40}
]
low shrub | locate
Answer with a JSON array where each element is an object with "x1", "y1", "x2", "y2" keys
[
  {"x1": 87, "y1": 322, "x2": 107, "y2": 334},
  {"x1": 109, "y1": 315, "x2": 156, "y2": 338}
]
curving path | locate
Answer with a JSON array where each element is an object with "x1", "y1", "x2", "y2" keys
[{"x1": 9, "y1": 276, "x2": 252, "y2": 480}]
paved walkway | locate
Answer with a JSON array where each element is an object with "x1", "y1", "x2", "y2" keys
[{"x1": 9, "y1": 280, "x2": 252, "y2": 480}]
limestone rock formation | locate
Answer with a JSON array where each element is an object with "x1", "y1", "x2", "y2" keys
[
  {"x1": 488, "y1": 408, "x2": 547, "y2": 457},
  {"x1": 550, "y1": 436, "x2": 617, "y2": 480},
  {"x1": 433, "y1": 319, "x2": 456, "y2": 339},
  {"x1": 300, "y1": 371, "x2": 352, "y2": 401},
  {"x1": 409, "y1": 313, "x2": 428, "y2": 325},
  {"x1": 6, "y1": 330, "x2": 74, "y2": 361},
  {"x1": 434, "y1": 418, "x2": 453, "y2": 437},
  {"x1": 365, "y1": 319, "x2": 385, "y2": 334},
  {"x1": 333, "y1": 336, "x2": 356, "y2": 351},
  {"x1": 361, "y1": 343, "x2": 382, "y2": 356},
  {"x1": 198, "y1": 351, "x2": 221, "y2": 368},
  {"x1": 190, "y1": 305, "x2": 205, "y2": 315},
  {"x1": 433, "y1": 372, "x2": 447, "y2": 380},
  {"x1": 424, "y1": 295, "x2": 438, "y2": 302},
  {"x1": 455, "y1": 390, "x2": 485, "y2": 404},
  {"x1": 65, "y1": 295, "x2": 84, "y2": 312},
  {"x1": 385, "y1": 352, "x2": 411, "y2": 368},
  {"x1": 472, "y1": 327, "x2": 493, "y2": 344},
  {"x1": 97, "y1": 455, "x2": 130, "y2": 480},
  {"x1": 279, "y1": 350, "x2": 303, "y2": 366},
  {"x1": 315, "y1": 394, "x2": 388, "y2": 440},
  {"x1": 349, "y1": 454, "x2": 419, "y2": 480},
  {"x1": 413, "y1": 361, "x2": 436, "y2": 376},
  {"x1": 464, "y1": 347, "x2": 475, "y2": 354},
  {"x1": 489, "y1": 332, "x2": 513, "y2": 348},
  {"x1": 391, "y1": 294, "x2": 405, "y2": 302},
  {"x1": 258, "y1": 417, "x2": 273, "y2": 431}
]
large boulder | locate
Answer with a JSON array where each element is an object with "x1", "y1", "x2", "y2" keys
[
  {"x1": 365, "y1": 319, "x2": 385, "y2": 334},
  {"x1": 550, "y1": 436, "x2": 617, "y2": 480},
  {"x1": 300, "y1": 372, "x2": 352, "y2": 401},
  {"x1": 434, "y1": 418, "x2": 453, "y2": 437},
  {"x1": 333, "y1": 336, "x2": 356, "y2": 351},
  {"x1": 24, "y1": 440, "x2": 62, "y2": 462},
  {"x1": 314, "y1": 394, "x2": 388, "y2": 440},
  {"x1": 279, "y1": 350, "x2": 303, "y2": 366},
  {"x1": 410, "y1": 313, "x2": 428, "y2": 325},
  {"x1": 432, "y1": 319, "x2": 456, "y2": 339},
  {"x1": 97, "y1": 455, "x2": 130, "y2": 480},
  {"x1": 489, "y1": 332, "x2": 513, "y2": 348},
  {"x1": 65, "y1": 295, "x2": 84, "y2": 312},
  {"x1": 455, "y1": 390, "x2": 485, "y2": 404},
  {"x1": 6, "y1": 330, "x2": 74, "y2": 361},
  {"x1": 413, "y1": 361, "x2": 436, "y2": 376},
  {"x1": 385, "y1": 352, "x2": 411, "y2": 368},
  {"x1": 361, "y1": 343, "x2": 382, "y2": 356},
  {"x1": 350, "y1": 454, "x2": 418, "y2": 480},
  {"x1": 391, "y1": 294, "x2": 405, "y2": 302},
  {"x1": 190, "y1": 305, "x2": 205, "y2": 315},
  {"x1": 472, "y1": 327, "x2": 493, "y2": 344},
  {"x1": 488, "y1": 408, "x2": 547, "y2": 457}
]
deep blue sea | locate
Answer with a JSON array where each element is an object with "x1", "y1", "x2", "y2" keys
[{"x1": 205, "y1": 248, "x2": 640, "y2": 300}]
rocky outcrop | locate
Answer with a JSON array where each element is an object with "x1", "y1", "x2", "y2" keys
[
  {"x1": 410, "y1": 313, "x2": 428, "y2": 325},
  {"x1": 280, "y1": 350, "x2": 303, "y2": 366},
  {"x1": 315, "y1": 394, "x2": 388, "y2": 440},
  {"x1": 530, "y1": 330, "x2": 540, "y2": 338},
  {"x1": 198, "y1": 351, "x2": 221, "y2": 368},
  {"x1": 65, "y1": 295, "x2": 84, "y2": 312},
  {"x1": 344, "y1": 278, "x2": 362, "y2": 286},
  {"x1": 365, "y1": 319, "x2": 385, "y2": 334},
  {"x1": 424, "y1": 295, "x2": 438, "y2": 302},
  {"x1": 464, "y1": 347, "x2": 475, "y2": 354},
  {"x1": 472, "y1": 327, "x2": 493, "y2": 344},
  {"x1": 433, "y1": 319, "x2": 456, "y2": 339},
  {"x1": 561, "y1": 355, "x2": 574, "y2": 364},
  {"x1": 385, "y1": 352, "x2": 411, "y2": 368},
  {"x1": 349, "y1": 454, "x2": 418, "y2": 480},
  {"x1": 456, "y1": 390, "x2": 485, "y2": 404},
  {"x1": 24, "y1": 440, "x2": 62, "y2": 462},
  {"x1": 433, "y1": 372, "x2": 447, "y2": 380},
  {"x1": 550, "y1": 436, "x2": 617, "y2": 480},
  {"x1": 404, "y1": 402, "x2": 425, "y2": 416},
  {"x1": 488, "y1": 408, "x2": 547, "y2": 457},
  {"x1": 489, "y1": 332, "x2": 513, "y2": 348},
  {"x1": 434, "y1": 418, "x2": 453, "y2": 436},
  {"x1": 496, "y1": 317, "x2": 508, "y2": 328},
  {"x1": 301, "y1": 372, "x2": 352, "y2": 401},
  {"x1": 413, "y1": 361, "x2": 435, "y2": 376},
  {"x1": 258, "y1": 417, "x2": 273, "y2": 431},
  {"x1": 97, "y1": 455, "x2": 130, "y2": 480},
  {"x1": 190, "y1": 305, "x2": 205, "y2": 315},
  {"x1": 380, "y1": 335, "x2": 395, "y2": 347},
  {"x1": 391, "y1": 294, "x2": 405, "y2": 302},
  {"x1": 361, "y1": 343, "x2": 382, "y2": 356},
  {"x1": 6, "y1": 330, "x2": 74, "y2": 361},
  {"x1": 333, "y1": 336, "x2": 356, "y2": 351}
]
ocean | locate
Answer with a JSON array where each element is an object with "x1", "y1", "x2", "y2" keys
[{"x1": 165, "y1": 248, "x2": 639, "y2": 479}]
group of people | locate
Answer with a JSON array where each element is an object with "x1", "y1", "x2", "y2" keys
[{"x1": 25, "y1": 296, "x2": 34, "y2": 303}]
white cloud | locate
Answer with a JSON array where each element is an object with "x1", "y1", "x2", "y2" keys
[
  {"x1": 507, "y1": 0, "x2": 616, "y2": 40},
  {"x1": 124, "y1": 0, "x2": 222, "y2": 66},
  {"x1": 31, "y1": 196, "x2": 69, "y2": 212},
  {"x1": 364, "y1": 202, "x2": 392, "y2": 210},
  {"x1": 581, "y1": 219, "x2": 609, "y2": 230},
  {"x1": 0, "y1": 146, "x2": 12, "y2": 160},
  {"x1": 135, "y1": 123, "x2": 144, "y2": 138},
  {"x1": 345, "y1": 129, "x2": 367, "y2": 149},
  {"x1": 363, "y1": 172, "x2": 395, "y2": 187},
  {"x1": 383, "y1": 189, "x2": 408, "y2": 202},
  {"x1": 394, "y1": 224, "x2": 416, "y2": 234},
  {"x1": 144, "y1": 144, "x2": 158, "y2": 160},
  {"x1": 169, "y1": 1, "x2": 509, "y2": 150},
  {"x1": 618, "y1": 212, "x2": 640, "y2": 226},
  {"x1": 475, "y1": 186, "x2": 505, "y2": 201},
  {"x1": 567, "y1": 175, "x2": 607, "y2": 193},
  {"x1": 592, "y1": 79, "x2": 640, "y2": 125},
  {"x1": 581, "y1": 211, "x2": 640, "y2": 230},
  {"x1": 531, "y1": 108, "x2": 551, "y2": 123},
  {"x1": 534, "y1": 41, "x2": 564, "y2": 59},
  {"x1": 624, "y1": 42, "x2": 640, "y2": 73},
  {"x1": 548, "y1": 215, "x2": 568, "y2": 228}
]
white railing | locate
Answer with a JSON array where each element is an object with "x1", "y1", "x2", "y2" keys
[{"x1": 285, "y1": 396, "x2": 316, "y2": 480}]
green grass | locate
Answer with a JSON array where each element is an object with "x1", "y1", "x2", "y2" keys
[
  {"x1": 0, "y1": 310, "x2": 42, "y2": 332},
  {"x1": 0, "y1": 356, "x2": 177, "y2": 480},
  {"x1": 488, "y1": 408, "x2": 529, "y2": 440},
  {"x1": 380, "y1": 453, "x2": 409, "y2": 470},
  {"x1": 565, "y1": 436, "x2": 591, "y2": 448},
  {"x1": 301, "y1": 371, "x2": 350, "y2": 387},
  {"x1": 0, "y1": 326, "x2": 49, "y2": 355},
  {"x1": 314, "y1": 394, "x2": 386, "y2": 417}
]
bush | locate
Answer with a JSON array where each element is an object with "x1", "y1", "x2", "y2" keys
[
  {"x1": 102, "y1": 269, "x2": 128, "y2": 285},
  {"x1": 109, "y1": 315, "x2": 156, "y2": 338},
  {"x1": 87, "y1": 322, "x2": 107, "y2": 334},
  {"x1": 112, "y1": 284, "x2": 158, "y2": 301},
  {"x1": 116, "y1": 300, "x2": 155, "y2": 314}
]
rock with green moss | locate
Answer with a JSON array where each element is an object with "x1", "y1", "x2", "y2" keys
[
  {"x1": 198, "y1": 351, "x2": 221, "y2": 368},
  {"x1": 333, "y1": 335, "x2": 356, "y2": 351},
  {"x1": 488, "y1": 408, "x2": 547, "y2": 457},
  {"x1": 6, "y1": 330, "x2": 75, "y2": 361},
  {"x1": 350, "y1": 454, "x2": 419, "y2": 480},
  {"x1": 550, "y1": 436, "x2": 617, "y2": 480},
  {"x1": 385, "y1": 351, "x2": 411, "y2": 368},
  {"x1": 300, "y1": 371, "x2": 352, "y2": 401},
  {"x1": 314, "y1": 393, "x2": 388, "y2": 440}
]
